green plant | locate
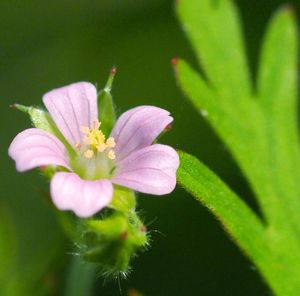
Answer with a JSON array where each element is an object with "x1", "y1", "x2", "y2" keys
[{"x1": 175, "y1": 0, "x2": 300, "y2": 295}]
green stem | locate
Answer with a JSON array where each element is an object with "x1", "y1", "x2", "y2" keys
[{"x1": 63, "y1": 256, "x2": 96, "y2": 296}]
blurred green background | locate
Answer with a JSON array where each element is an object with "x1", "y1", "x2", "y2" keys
[{"x1": 0, "y1": 0, "x2": 298, "y2": 295}]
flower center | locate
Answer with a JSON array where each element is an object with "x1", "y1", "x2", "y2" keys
[
  {"x1": 70, "y1": 120, "x2": 116, "y2": 180},
  {"x1": 78, "y1": 120, "x2": 116, "y2": 160}
]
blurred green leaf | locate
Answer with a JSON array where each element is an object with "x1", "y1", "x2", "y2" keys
[
  {"x1": 0, "y1": 204, "x2": 17, "y2": 287},
  {"x1": 0, "y1": 200, "x2": 65, "y2": 296},
  {"x1": 64, "y1": 257, "x2": 96, "y2": 296}
]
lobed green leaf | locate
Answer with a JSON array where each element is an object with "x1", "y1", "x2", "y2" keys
[
  {"x1": 176, "y1": 0, "x2": 300, "y2": 294},
  {"x1": 177, "y1": 151, "x2": 267, "y2": 261},
  {"x1": 257, "y1": 7, "x2": 300, "y2": 234},
  {"x1": 176, "y1": 0, "x2": 252, "y2": 102}
]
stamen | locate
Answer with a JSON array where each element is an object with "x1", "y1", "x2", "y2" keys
[
  {"x1": 93, "y1": 119, "x2": 100, "y2": 129},
  {"x1": 106, "y1": 137, "x2": 116, "y2": 148},
  {"x1": 107, "y1": 150, "x2": 116, "y2": 160},
  {"x1": 84, "y1": 149, "x2": 94, "y2": 159},
  {"x1": 78, "y1": 123, "x2": 117, "y2": 161},
  {"x1": 96, "y1": 143, "x2": 106, "y2": 152}
]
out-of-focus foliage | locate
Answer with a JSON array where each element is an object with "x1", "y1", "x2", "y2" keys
[{"x1": 176, "y1": 0, "x2": 300, "y2": 294}]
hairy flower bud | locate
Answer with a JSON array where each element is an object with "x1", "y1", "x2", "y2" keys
[{"x1": 78, "y1": 210, "x2": 147, "y2": 274}]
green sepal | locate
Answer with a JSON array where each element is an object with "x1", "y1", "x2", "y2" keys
[
  {"x1": 39, "y1": 165, "x2": 57, "y2": 180},
  {"x1": 79, "y1": 211, "x2": 147, "y2": 274},
  {"x1": 97, "y1": 68, "x2": 117, "y2": 136},
  {"x1": 12, "y1": 104, "x2": 75, "y2": 157},
  {"x1": 109, "y1": 186, "x2": 136, "y2": 213}
]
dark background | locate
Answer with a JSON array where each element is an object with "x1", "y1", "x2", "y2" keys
[{"x1": 0, "y1": 0, "x2": 298, "y2": 295}]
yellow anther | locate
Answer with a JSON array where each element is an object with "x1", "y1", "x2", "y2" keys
[
  {"x1": 97, "y1": 143, "x2": 106, "y2": 152},
  {"x1": 106, "y1": 137, "x2": 116, "y2": 148},
  {"x1": 93, "y1": 119, "x2": 100, "y2": 129},
  {"x1": 83, "y1": 130, "x2": 105, "y2": 148},
  {"x1": 75, "y1": 143, "x2": 81, "y2": 150},
  {"x1": 84, "y1": 149, "x2": 94, "y2": 159},
  {"x1": 78, "y1": 123, "x2": 116, "y2": 160},
  {"x1": 107, "y1": 150, "x2": 116, "y2": 160}
]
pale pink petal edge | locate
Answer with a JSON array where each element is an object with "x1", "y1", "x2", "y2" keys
[
  {"x1": 111, "y1": 105, "x2": 173, "y2": 161},
  {"x1": 112, "y1": 144, "x2": 179, "y2": 195},
  {"x1": 8, "y1": 128, "x2": 71, "y2": 172},
  {"x1": 43, "y1": 82, "x2": 98, "y2": 147},
  {"x1": 50, "y1": 172, "x2": 113, "y2": 218}
]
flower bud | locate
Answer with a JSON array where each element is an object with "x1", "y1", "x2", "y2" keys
[
  {"x1": 78, "y1": 210, "x2": 148, "y2": 274},
  {"x1": 97, "y1": 67, "x2": 117, "y2": 136}
]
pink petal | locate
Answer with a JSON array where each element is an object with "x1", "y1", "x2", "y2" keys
[
  {"x1": 8, "y1": 128, "x2": 70, "y2": 172},
  {"x1": 50, "y1": 172, "x2": 113, "y2": 218},
  {"x1": 111, "y1": 106, "x2": 173, "y2": 161},
  {"x1": 112, "y1": 144, "x2": 179, "y2": 195},
  {"x1": 43, "y1": 82, "x2": 98, "y2": 147}
]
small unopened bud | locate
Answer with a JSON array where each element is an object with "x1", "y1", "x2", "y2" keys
[
  {"x1": 105, "y1": 66, "x2": 118, "y2": 92},
  {"x1": 78, "y1": 209, "x2": 148, "y2": 276},
  {"x1": 111, "y1": 66, "x2": 117, "y2": 76},
  {"x1": 10, "y1": 103, "x2": 31, "y2": 113}
]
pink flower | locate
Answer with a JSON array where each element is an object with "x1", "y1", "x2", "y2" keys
[{"x1": 9, "y1": 82, "x2": 179, "y2": 218}]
